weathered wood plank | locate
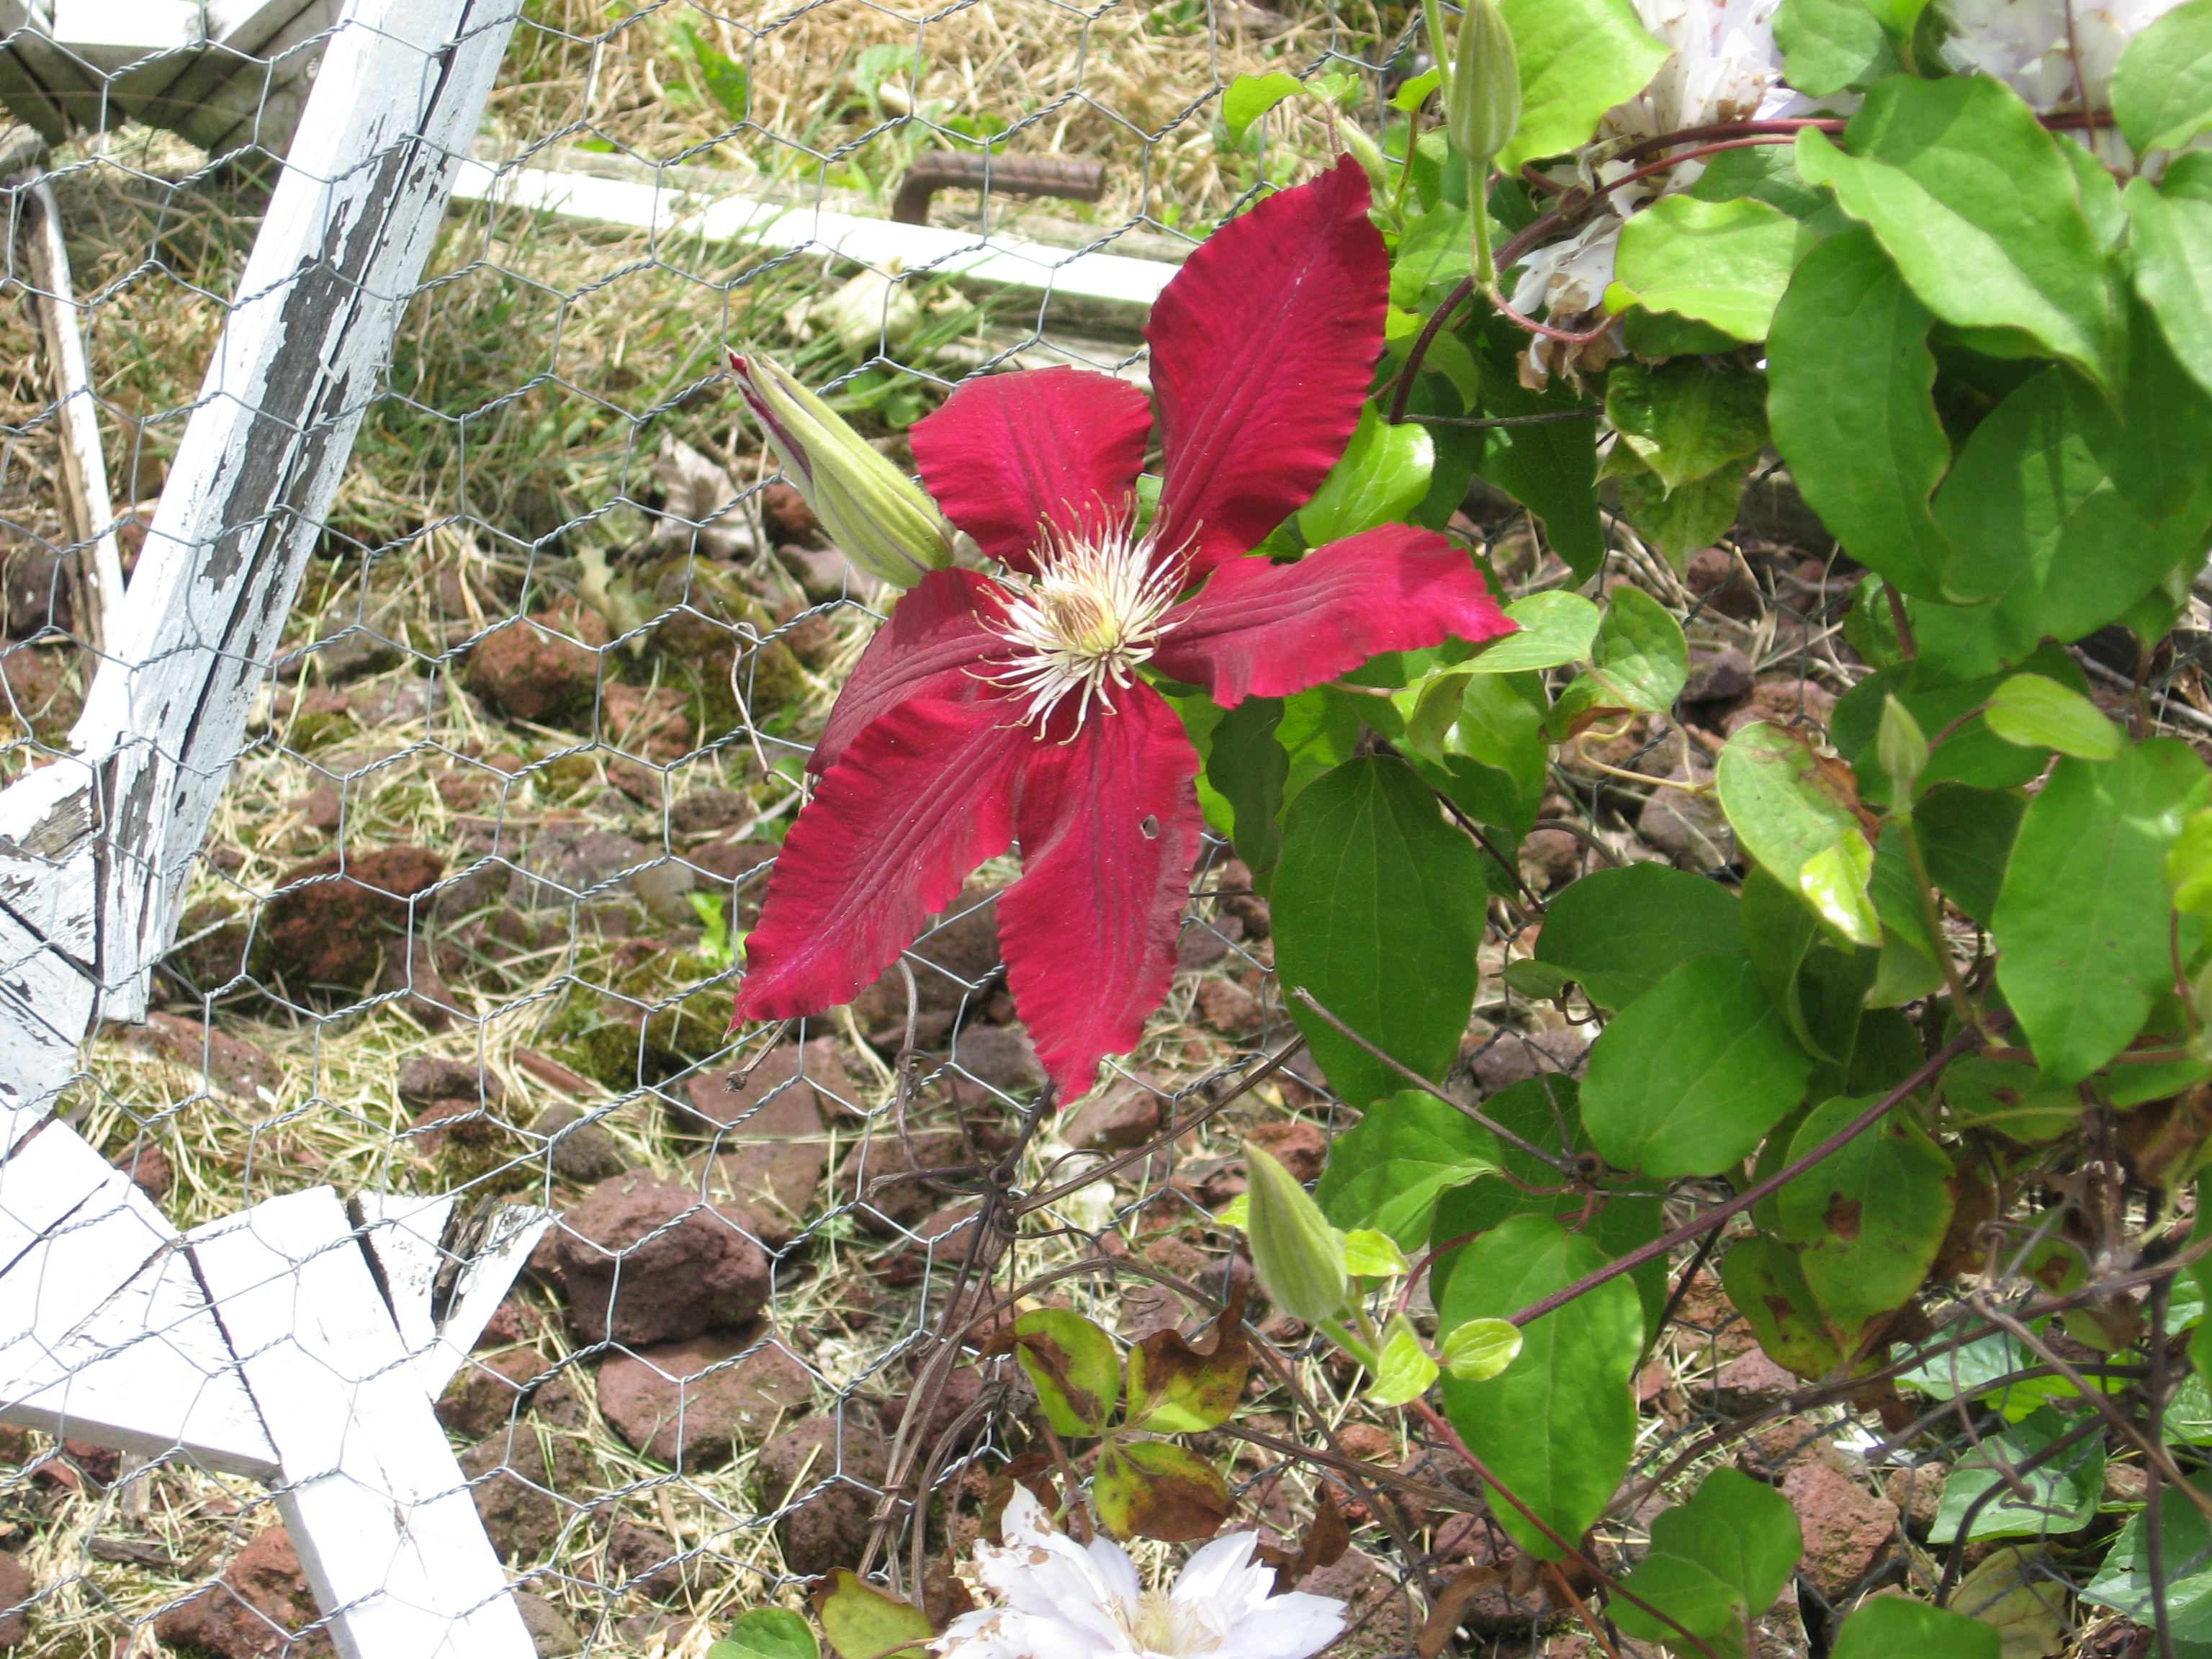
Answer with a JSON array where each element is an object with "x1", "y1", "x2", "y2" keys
[
  {"x1": 19, "y1": 175, "x2": 124, "y2": 656},
  {"x1": 449, "y1": 156, "x2": 1182, "y2": 314},
  {"x1": 189, "y1": 1188, "x2": 534, "y2": 1659},
  {"x1": 0, "y1": 0, "x2": 521, "y2": 1141},
  {"x1": 0, "y1": 1236, "x2": 279, "y2": 1475},
  {"x1": 352, "y1": 1194, "x2": 552, "y2": 1398}
]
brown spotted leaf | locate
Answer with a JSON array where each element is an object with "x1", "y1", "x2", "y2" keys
[
  {"x1": 1416, "y1": 1565, "x2": 1504, "y2": 1659},
  {"x1": 1094, "y1": 1439, "x2": 1232, "y2": 1543},
  {"x1": 1126, "y1": 1281, "x2": 1250, "y2": 1432},
  {"x1": 1012, "y1": 1308, "x2": 1120, "y2": 1436}
]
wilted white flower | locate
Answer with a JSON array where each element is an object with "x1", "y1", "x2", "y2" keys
[{"x1": 935, "y1": 1486, "x2": 1345, "y2": 1659}]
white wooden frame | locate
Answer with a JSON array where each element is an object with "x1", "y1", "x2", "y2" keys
[{"x1": 0, "y1": 4, "x2": 551, "y2": 1655}]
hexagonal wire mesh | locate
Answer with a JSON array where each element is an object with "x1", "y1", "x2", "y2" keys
[{"x1": 0, "y1": 2, "x2": 2152, "y2": 1657}]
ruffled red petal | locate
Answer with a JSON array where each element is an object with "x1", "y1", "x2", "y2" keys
[
  {"x1": 909, "y1": 366, "x2": 1154, "y2": 575},
  {"x1": 999, "y1": 683, "x2": 1205, "y2": 1101},
  {"x1": 735, "y1": 696, "x2": 1025, "y2": 1020},
  {"x1": 809, "y1": 568, "x2": 1007, "y2": 773},
  {"x1": 1149, "y1": 526, "x2": 1516, "y2": 706},
  {"x1": 1148, "y1": 159, "x2": 1390, "y2": 575}
]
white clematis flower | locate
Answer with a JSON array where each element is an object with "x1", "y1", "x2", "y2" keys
[{"x1": 935, "y1": 1486, "x2": 1346, "y2": 1659}]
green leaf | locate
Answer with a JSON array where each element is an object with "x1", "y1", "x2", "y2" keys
[
  {"x1": 1829, "y1": 1597, "x2": 2001, "y2": 1659},
  {"x1": 1465, "y1": 590, "x2": 1600, "y2": 673},
  {"x1": 2081, "y1": 1475, "x2": 2212, "y2": 1642},
  {"x1": 1581, "y1": 952, "x2": 1815, "y2": 1177},
  {"x1": 713, "y1": 1609, "x2": 820, "y2": 1659},
  {"x1": 1767, "y1": 229, "x2": 1951, "y2": 600},
  {"x1": 1929, "y1": 368, "x2": 2202, "y2": 670},
  {"x1": 678, "y1": 21, "x2": 752, "y2": 122},
  {"x1": 1392, "y1": 66, "x2": 1442, "y2": 111},
  {"x1": 1496, "y1": 0, "x2": 1666, "y2": 170},
  {"x1": 2077, "y1": 288, "x2": 2212, "y2": 521},
  {"x1": 2171, "y1": 806, "x2": 2212, "y2": 913},
  {"x1": 1617, "y1": 454, "x2": 1753, "y2": 570},
  {"x1": 1720, "y1": 1233, "x2": 1844, "y2": 1378},
  {"x1": 1392, "y1": 205, "x2": 1475, "y2": 311},
  {"x1": 1222, "y1": 71, "x2": 1306, "y2": 145},
  {"x1": 1614, "y1": 195, "x2": 1816, "y2": 341},
  {"x1": 2116, "y1": 0, "x2": 2212, "y2": 155},
  {"x1": 1470, "y1": 323, "x2": 1606, "y2": 580},
  {"x1": 1717, "y1": 720, "x2": 1879, "y2": 945},
  {"x1": 1437, "y1": 1215, "x2": 1642, "y2": 1558},
  {"x1": 1932, "y1": 1406, "x2": 2105, "y2": 1544},
  {"x1": 1590, "y1": 583, "x2": 1689, "y2": 714},
  {"x1": 1691, "y1": 142, "x2": 1854, "y2": 234},
  {"x1": 1983, "y1": 673, "x2": 2123, "y2": 760},
  {"x1": 1743, "y1": 863, "x2": 1828, "y2": 1060},
  {"x1": 1367, "y1": 1314, "x2": 1441, "y2": 1406},
  {"x1": 1208, "y1": 696, "x2": 1289, "y2": 881},
  {"x1": 816, "y1": 1573, "x2": 932, "y2": 1659},
  {"x1": 1775, "y1": 0, "x2": 1903, "y2": 95},
  {"x1": 1011, "y1": 1309, "x2": 1121, "y2": 1436},
  {"x1": 1941, "y1": 1056, "x2": 2084, "y2": 1142},
  {"x1": 1094, "y1": 1440, "x2": 1233, "y2": 1543},
  {"x1": 1776, "y1": 1093, "x2": 1955, "y2": 1344},
  {"x1": 2128, "y1": 157, "x2": 2212, "y2": 402},
  {"x1": 1441, "y1": 1317, "x2": 1524, "y2": 1381},
  {"x1": 1606, "y1": 359, "x2": 1770, "y2": 492},
  {"x1": 1428, "y1": 1075, "x2": 1670, "y2": 1334},
  {"x1": 1316, "y1": 1090, "x2": 1503, "y2": 1247},
  {"x1": 1995, "y1": 742, "x2": 2210, "y2": 1082},
  {"x1": 1613, "y1": 1469, "x2": 1803, "y2": 1647},
  {"x1": 1532, "y1": 862, "x2": 1743, "y2": 1010},
  {"x1": 1794, "y1": 78, "x2": 2121, "y2": 388},
  {"x1": 1342, "y1": 1228, "x2": 1413, "y2": 1277},
  {"x1": 1300, "y1": 405, "x2": 1436, "y2": 545},
  {"x1": 1275, "y1": 757, "x2": 1485, "y2": 1105}
]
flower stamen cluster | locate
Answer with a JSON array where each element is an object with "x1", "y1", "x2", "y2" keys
[{"x1": 989, "y1": 526, "x2": 1187, "y2": 728}]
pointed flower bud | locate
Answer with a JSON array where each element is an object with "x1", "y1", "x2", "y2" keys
[
  {"x1": 731, "y1": 352, "x2": 953, "y2": 590},
  {"x1": 1446, "y1": 0, "x2": 1520, "y2": 168},
  {"x1": 1877, "y1": 693, "x2": 1928, "y2": 804},
  {"x1": 1243, "y1": 1143, "x2": 1349, "y2": 1326}
]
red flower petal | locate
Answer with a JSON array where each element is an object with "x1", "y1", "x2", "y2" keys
[
  {"x1": 735, "y1": 697, "x2": 1025, "y2": 1020},
  {"x1": 909, "y1": 366, "x2": 1154, "y2": 574},
  {"x1": 999, "y1": 683, "x2": 1205, "y2": 1101},
  {"x1": 1149, "y1": 159, "x2": 1390, "y2": 574},
  {"x1": 809, "y1": 568, "x2": 1007, "y2": 773},
  {"x1": 1150, "y1": 526, "x2": 1516, "y2": 706}
]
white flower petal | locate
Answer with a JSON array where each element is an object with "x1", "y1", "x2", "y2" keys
[
  {"x1": 1167, "y1": 1532, "x2": 1271, "y2": 1627},
  {"x1": 1222, "y1": 1592, "x2": 1348, "y2": 1659}
]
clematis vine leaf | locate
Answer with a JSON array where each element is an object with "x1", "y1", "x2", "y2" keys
[
  {"x1": 1221, "y1": 71, "x2": 1306, "y2": 146},
  {"x1": 1012, "y1": 1308, "x2": 1122, "y2": 1436},
  {"x1": 1095, "y1": 1440, "x2": 1234, "y2": 1542},
  {"x1": 1366, "y1": 1315, "x2": 1440, "y2": 1407},
  {"x1": 711, "y1": 1609, "x2": 820, "y2": 1659},
  {"x1": 814, "y1": 1573, "x2": 933, "y2": 1659},
  {"x1": 1126, "y1": 1283, "x2": 1250, "y2": 1434},
  {"x1": 1440, "y1": 1318, "x2": 1523, "y2": 1382}
]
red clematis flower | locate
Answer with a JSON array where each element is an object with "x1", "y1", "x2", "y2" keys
[{"x1": 732, "y1": 158, "x2": 1515, "y2": 1100}]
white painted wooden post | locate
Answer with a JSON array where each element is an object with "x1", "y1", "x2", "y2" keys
[
  {"x1": 191, "y1": 1190, "x2": 541, "y2": 1659},
  {"x1": 0, "y1": 3, "x2": 557, "y2": 1654}
]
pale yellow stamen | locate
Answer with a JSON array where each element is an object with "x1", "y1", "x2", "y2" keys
[{"x1": 989, "y1": 524, "x2": 1184, "y2": 728}]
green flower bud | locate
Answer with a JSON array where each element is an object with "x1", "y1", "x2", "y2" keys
[
  {"x1": 731, "y1": 351, "x2": 953, "y2": 590},
  {"x1": 1877, "y1": 693, "x2": 1928, "y2": 804},
  {"x1": 1243, "y1": 1143, "x2": 1349, "y2": 1326},
  {"x1": 1445, "y1": 0, "x2": 1520, "y2": 168}
]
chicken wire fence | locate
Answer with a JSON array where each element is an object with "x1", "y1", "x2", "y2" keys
[{"x1": 0, "y1": 1, "x2": 2079, "y2": 1656}]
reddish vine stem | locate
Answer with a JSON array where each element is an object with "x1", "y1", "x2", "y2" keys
[{"x1": 1502, "y1": 1019, "x2": 1995, "y2": 1327}]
